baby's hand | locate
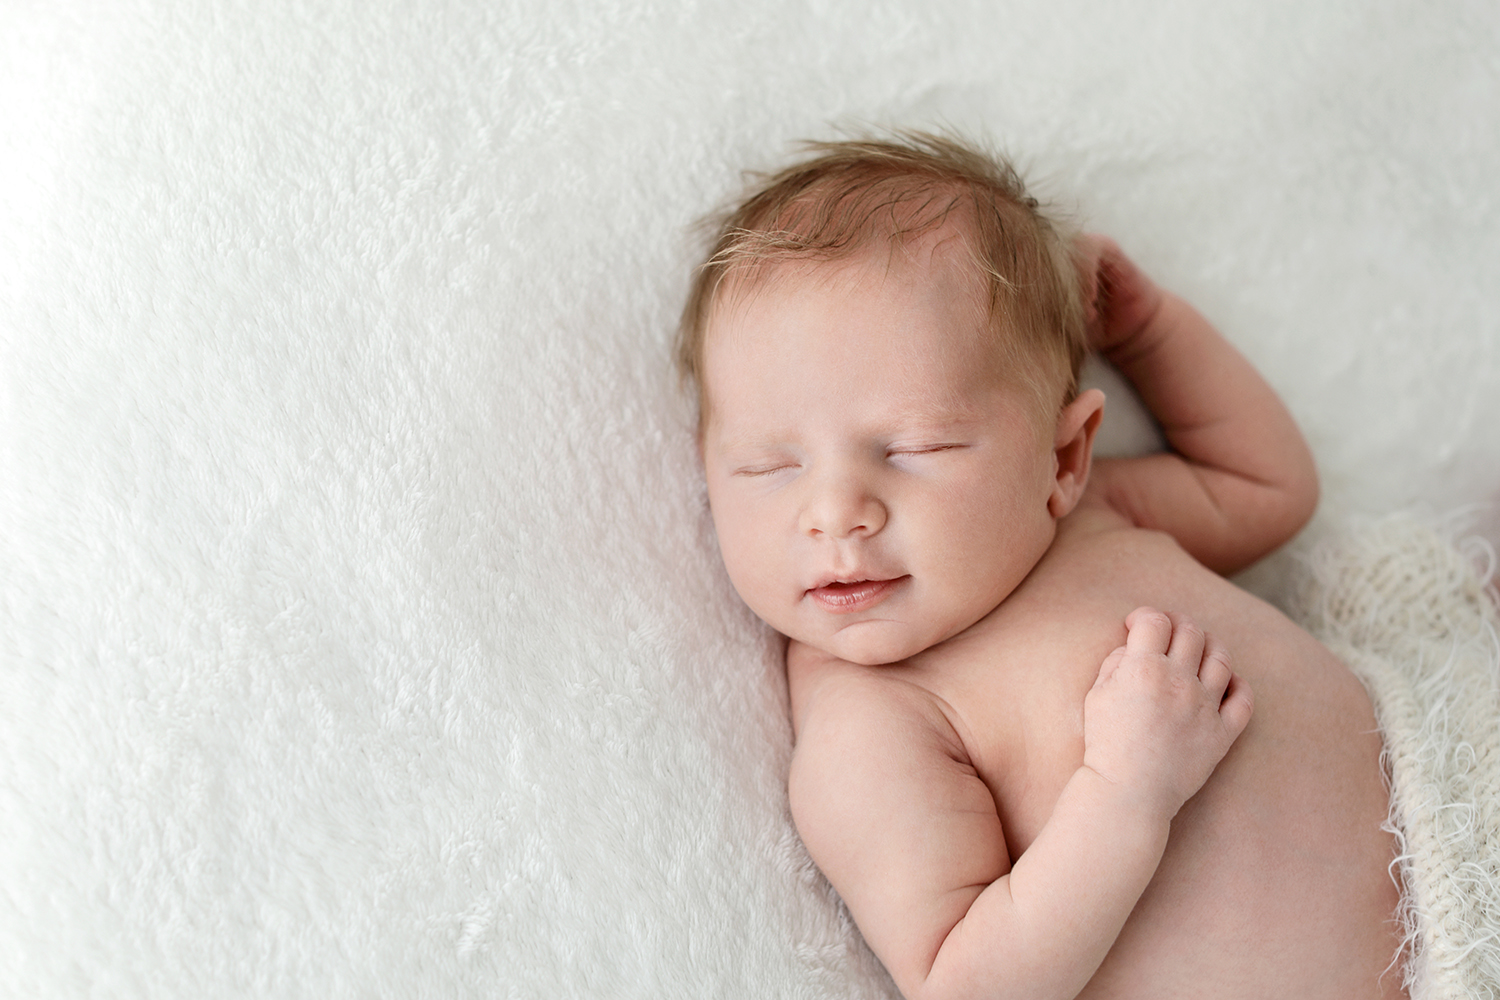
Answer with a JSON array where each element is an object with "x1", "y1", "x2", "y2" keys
[
  {"x1": 1076, "y1": 234, "x2": 1165, "y2": 355},
  {"x1": 1082, "y1": 607, "x2": 1253, "y2": 819}
]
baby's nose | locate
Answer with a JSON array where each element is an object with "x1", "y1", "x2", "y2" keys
[{"x1": 798, "y1": 478, "x2": 887, "y2": 539}]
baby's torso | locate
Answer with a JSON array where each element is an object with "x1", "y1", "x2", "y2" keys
[{"x1": 789, "y1": 508, "x2": 1405, "y2": 998}]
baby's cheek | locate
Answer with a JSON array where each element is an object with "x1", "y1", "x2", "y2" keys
[{"x1": 719, "y1": 533, "x2": 790, "y2": 621}]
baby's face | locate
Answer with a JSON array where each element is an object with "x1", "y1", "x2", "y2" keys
[{"x1": 700, "y1": 242, "x2": 1064, "y2": 665}]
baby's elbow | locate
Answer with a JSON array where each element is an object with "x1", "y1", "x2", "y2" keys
[
  {"x1": 1294, "y1": 464, "x2": 1320, "y2": 529},
  {"x1": 1253, "y1": 458, "x2": 1319, "y2": 561},
  {"x1": 1214, "y1": 461, "x2": 1319, "y2": 576},
  {"x1": 1280, "y1": 450, "x2": 1320, "y2": 540}
]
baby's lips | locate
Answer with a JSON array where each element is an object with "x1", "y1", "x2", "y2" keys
[
  {"x1": 806, "y1": 568, "x2": 901, "y2": 591},
  {"x1": 807, "y1": 576, "x2": 907, "y2": 613}
]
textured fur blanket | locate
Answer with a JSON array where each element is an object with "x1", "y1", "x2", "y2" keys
[
  {"x1": 3, "y1": 1, "x2": 1499, "y2": 997},
  {"x1": 1291, "y1": 517, "x2": 1500, "y2": 999}
]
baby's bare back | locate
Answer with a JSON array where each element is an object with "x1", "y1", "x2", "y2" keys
[{"x1": 791, "y1": 508, "x2": 1405, "y2": 998}]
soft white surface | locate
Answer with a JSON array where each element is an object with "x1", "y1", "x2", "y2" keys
[
  {"x1": 1293, "y1": 515, "x2": 1500, "y2": 1000},
  {"x1": 2, "y1": 1, "x2": 1498, "y2": 996}
]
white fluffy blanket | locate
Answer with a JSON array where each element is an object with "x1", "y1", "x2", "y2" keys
[
  {"x1": 3, "y1": 1, "x2": 1499, "y2": 997},
  {"x1": 1291, "y1": 516, "x2": 1500, "y2": 999}
]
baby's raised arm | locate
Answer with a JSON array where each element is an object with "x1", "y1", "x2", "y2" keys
[
  {"x1": 1081, "y1": 237, "x2": 1319, "y2": 574},
  {"x1": 788, "y1": 611, "x2": 1251, "y2": 1000}
]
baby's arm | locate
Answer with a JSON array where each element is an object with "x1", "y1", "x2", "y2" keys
[
  {"x1": 788, "y1": 611, "x2": 1252, "y2": 1000},
  {"x1": 1081, "y1": 237, "x2": 1319, "y2": 574}
]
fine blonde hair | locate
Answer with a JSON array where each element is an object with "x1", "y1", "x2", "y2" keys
[{"x1": 677, "y1": 131, "x2": 1087, "y2": 425}]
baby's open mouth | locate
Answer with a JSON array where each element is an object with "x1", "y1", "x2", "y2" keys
[{"x1": 808, "y1": 577, "x2": 907, "y2": 613}]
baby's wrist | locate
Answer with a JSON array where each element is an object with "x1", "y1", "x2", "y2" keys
[{"x1": 1075, "y1": 762, "x2": 1180, "y2": 837}]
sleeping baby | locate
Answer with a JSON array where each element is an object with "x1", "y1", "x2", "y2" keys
[{"x1": 678, "y1": 133, "x2": 1404, "y2": 998}]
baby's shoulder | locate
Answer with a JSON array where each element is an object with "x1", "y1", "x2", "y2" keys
[{"x1": 1030, "y1": 498, "x2": 1195, "y2": 591}]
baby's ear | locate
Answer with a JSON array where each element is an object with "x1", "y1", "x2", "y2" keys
[{"x1": 1048, "y1": 389, "x2": 1105, "y2": 518}]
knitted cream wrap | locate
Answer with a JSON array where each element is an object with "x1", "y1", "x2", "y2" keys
[{"x1": 1288, "y1": 515, "x2": 1500, "y2": 999}]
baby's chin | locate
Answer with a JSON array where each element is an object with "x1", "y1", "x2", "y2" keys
[{"x1": 799, "y1": 621, "x2": 933, "y2": 667}]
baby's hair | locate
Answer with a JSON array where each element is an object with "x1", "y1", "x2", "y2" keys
[{"x1": 678, "y1": 130, "x2": 1087, "y2": 425}]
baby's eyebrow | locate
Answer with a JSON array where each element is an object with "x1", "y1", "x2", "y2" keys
[
  {"x1": 709, "y1": 429, "x2": 795, "y2": 454},
  {"x1": 707, "y1": 397, "x2": 991, "y2": 452},
  {"x1": 884, "y1": 400, "x2": 987, "y2": 431},
  {"x1": 714, "y1": 421, "x2": 979, "y2": 456}
]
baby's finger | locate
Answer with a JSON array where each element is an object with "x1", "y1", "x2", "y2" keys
[
  {"x1": 1123, "y1": 607, "x2": 1173, "y2": 656},
  {"x1": 1093, "y1": 646, "x2": 1127, "y2": 688},
  {"x1": 1197, "y1": 634, "x2": 1234, "y2": 702},
  {"x1": 1218, "y1": 673, "x2": 1255, "y2": 739},
  {"x1": 1164, "y1": 614, "x2": 1207, "y2": 673}
]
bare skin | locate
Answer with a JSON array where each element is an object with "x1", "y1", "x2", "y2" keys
[
  {"x1": 786, "y1": 520, "x2": 1398, "y2": 999},
  {"x1": 701, "y1": 232, "x2": 1404, "y2": 999}
]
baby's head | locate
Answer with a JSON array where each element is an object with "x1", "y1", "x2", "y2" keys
[
  {"x1": 680, "y1": 132, "x2": 1104, "y2": 665},
  {"x1": 681, "y1": 132, "x2": 1088, "y2": 427}
]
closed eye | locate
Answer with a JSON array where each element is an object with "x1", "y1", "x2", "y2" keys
[
  {"x1": 888, "y1": 444, "x2": 965, "y2": 457},
  {"x1": 733, "y1": 463, "x2": 798, "y2": 477}
]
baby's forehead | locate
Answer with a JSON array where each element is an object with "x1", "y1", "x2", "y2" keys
[
  {"x1": 699, "y1": 253, "x2": 1036, "y2": 427},
  {"x1": 708, "y1": 227, "x2": 988, "y2": 328}
]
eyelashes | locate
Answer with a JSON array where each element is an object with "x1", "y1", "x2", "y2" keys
[
  {"x1": 731, "y1": 444, "x2": 968, "y2": 477},
  {"x1": 887, "y1": 444, "x2": 964, "y2": 457},
  {"x1": 733, "y1": 464, "x2": 797, "y2": 478}
]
